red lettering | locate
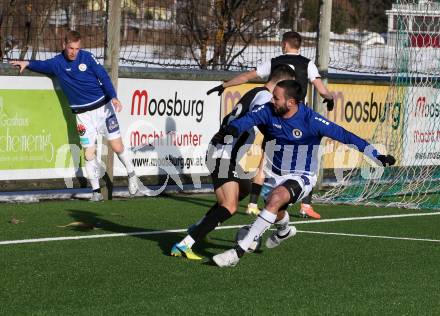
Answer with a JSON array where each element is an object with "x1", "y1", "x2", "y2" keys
[
  {"x1": 131, "y1": 90, "x2": 149, "y2": 115},
  {"x1": 415, "y1": 96, "x2": 426, "y2": 117}
]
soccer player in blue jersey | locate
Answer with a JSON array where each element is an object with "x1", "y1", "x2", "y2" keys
[
  {"x1": 209, "y1": 31, "x2": 329, "y2": 219},
  {"x1": 169, "y1": 65, "x2": 296, "y2": 260},
  {"x1": 212, "y1": 80, "x2": 396, "y2": 267},
  {"x1": 10, "y1": 30, "x2": 139, "y2": 201}
]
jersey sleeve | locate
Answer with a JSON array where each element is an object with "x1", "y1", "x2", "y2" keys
[
  {"x1": 88, "y1": 53, "x2": 117, "y2": 99},
  {"x1": 28, "y1": 58, "x2": 56, "y2": 75},
  {"x1": 255, "y1": 60, "x2": 271, "y2": 79},
  {"x1": 307, "y1": 61, "x2": 321, "y2": 82},
  {"x1": 230, "y1": 103, "x2": 271, "y2": 135},
  {"x1": 310, "y1": 113, "x2": 379, "y2": 159},
  {"x1": 249, "y1": 91, "x2": 272, "y2": 111}
]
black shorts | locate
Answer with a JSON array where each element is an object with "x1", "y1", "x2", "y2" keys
[{"x1": 209, "y1": 158, "x2": 252, "y2": 198}]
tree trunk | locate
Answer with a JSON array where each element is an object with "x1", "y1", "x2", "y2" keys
[
  {"x1": 123, "y1": 10, "x2": 128, "y2": 40},
  {"x1": 139, "y1": 1, "x2": 144, "y2": 40},
  {"x1": 0, "y1": 0, "x2": 17, "y2": 59},
  {"x1": 31, "y1": 1, "x2": 55, "y2": 60},
  {"x1": 69, "y1": 1, "x2": 76, "y2": 30},
  {"x1": 291, "y1": 0, "x2": 304, "y2": 32},
  {"x1": 212, "y1": 0, "x2": 225, "y2": 69},
  {"x1": 19, "y1": 3, "x2": 32, "y2": 60},
  {"x1": 199, "y1": 38, "x2": 207, "y2": 69}
]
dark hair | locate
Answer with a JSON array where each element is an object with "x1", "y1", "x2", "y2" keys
[
  {"x1": 282, "y1": 31, "x2": 302, "y2": 49},
  {"x1": 268, "y1": 64, "x2": 296, "y2": 82},
  {"x1": 276, "y1": 80, "x2": 303, "y2": 102},
  {"x1": 64, "y1": 30, "x2": 81, "y2": 44}
]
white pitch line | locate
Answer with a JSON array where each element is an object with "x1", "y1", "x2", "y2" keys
[
  {"x1": 287, "y1": 211, "x2": 440, "y2": 225},
  {"x1": 0, "y1": 229, "x2": 187, "y2": 245},
  {"x1": 297, "y1": 230, "x2": 440, "y2": 243},
  {"x1": 1, "y1": 211, "x2": 440, "y2": 246}
]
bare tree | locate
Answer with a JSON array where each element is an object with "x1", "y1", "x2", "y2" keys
[
  {"x1": 178, "y1": 0, "x2": 210, "y2": 68},
  {"x1": 0, "y1": 0, "x2": 17, "y2": 60},
  {"x1": 180, "y1": 0, "x2": 279, "y2": 70},
  {"x1": 18, "y1": 1, "x2": 56, "y2": 60},
  {"x1": 32, "y1": 1, "x2": 57, "y2": 59},
  {"x1": 138, "y1": 0, "x2": 145, "y2": 40},
  {"x1": 282, "y1": 0, "x2": 304, "y2": 31}
]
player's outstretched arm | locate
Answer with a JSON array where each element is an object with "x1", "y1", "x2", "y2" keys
[
  {"x1": 224, "y1": 70, "x2": 259, "y2": 89},
  {"x1": 312, "y1": 114, "x2": 396, "y2": 167},
  {"x1": 9, "y1": 60, "x2": 29, "y2": 74},
  {"x1": 207, "y1": 70, "x2": 260, "y2": 96}
]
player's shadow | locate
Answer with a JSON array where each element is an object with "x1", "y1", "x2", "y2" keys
[
  {"x1": 161, "y1": 193, "x2": 252, "y2": 220},
  {"x1": 65, "y1": 208, "x2": 234, "y2": 258},
  {"x1": 135, "y1": 117, "x2": 186, "y2": 190}
]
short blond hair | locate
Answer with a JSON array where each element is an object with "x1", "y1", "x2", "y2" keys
[{"x1": 64, "y1": 30, "x2": 81, "y2": 44}]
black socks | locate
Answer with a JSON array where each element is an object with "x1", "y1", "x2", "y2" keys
[
  {"x1": 189, "y1": 205, "x2": 232, "y2": 241},
  {"x1": 249, "y1": 183, "x2": 263, "y2": 204}
]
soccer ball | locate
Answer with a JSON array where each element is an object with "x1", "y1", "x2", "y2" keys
[{"x1": 234, "y1": 225, "x2": 262, "y2": 253}]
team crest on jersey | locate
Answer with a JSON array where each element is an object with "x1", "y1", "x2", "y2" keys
[
  {"x1": 77, "y1": 124, "x2": 86, "y2": 136},
  {"x1": 292, "y1": 128, "x2": 303, "y2": 138},
  {"x1": 78, "y1": 63, "x2": 87, "y2": 71}
]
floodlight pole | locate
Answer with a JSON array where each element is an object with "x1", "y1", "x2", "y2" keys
[
  {"x1": 314, "y1": 0, "x2": 332, "y2": 189},
  {"x1": 103, "y1": 0, "x2": 121, "y2": 200}
]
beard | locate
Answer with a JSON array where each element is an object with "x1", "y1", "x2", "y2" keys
[{"x1": 274, "y1": 105, "x2": 289, "y2": 116}]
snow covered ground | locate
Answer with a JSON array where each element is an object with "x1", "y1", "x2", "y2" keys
[{"x1": 4, "y1": 40, "x2": 439, "y2": 76}]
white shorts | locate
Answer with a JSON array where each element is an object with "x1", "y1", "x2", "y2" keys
[
  {"x1": 75, "y1": 101, "x2": 121, "y2": 148},
  {"x1": 261, "y1": 171, "x2": 317, "y2": 202}
]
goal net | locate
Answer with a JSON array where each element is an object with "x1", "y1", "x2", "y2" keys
[{"x1": 318, "y1": 0, "x2": 440, "y2": 209}]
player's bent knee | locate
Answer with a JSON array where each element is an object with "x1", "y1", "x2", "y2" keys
[
  {"x1": 109, "y1": 138, "x2": 124, "y2": 154},
  {"x1": 266, "y1": 190, "x2": 289, "y2": 210},
  {"x1": 84, "y1": 147, "x2": 96, "y2": 161},
  {"x1": 281, "y1": 180, "x2": 303, "y2": 204},
  {"x1": 112, "y1": 144, "x2": 124, "y2": 154}
]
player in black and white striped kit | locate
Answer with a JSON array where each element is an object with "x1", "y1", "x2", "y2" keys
[
  {"x1": 207, "y1": 31, "x2": 333, "y2": 219},
  {"x1": 170, "y1": 65, "x2": 296, "y2": 260}
]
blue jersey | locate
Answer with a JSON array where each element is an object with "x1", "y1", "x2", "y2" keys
[
  {"x1": 28, "y1": 50, "x2": 116, "y2": 113},
  {"x1": 230, "y1": 102, "x2": 379, "y2": 176}
]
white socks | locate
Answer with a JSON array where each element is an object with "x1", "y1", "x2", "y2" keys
[
  {"x1": 177, "y1": 235, "x2": 195, "y2": 248},
  {"x1": 275, "y1": 211, "x2": 290, "y2": 236},
  {"x1": 85, "y1": 149, "x2": 135, "y2": 191},
  {"x1": 85, "y1": 158, "x2": 102, "y2": 190},
  {"x1": 238, "y1": 209, "x2": 276, "y2": 251},
  {"x1": 117, "y1": 149, "x2": 135, "y2": 177}
]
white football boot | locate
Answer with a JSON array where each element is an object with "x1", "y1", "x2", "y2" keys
[
  {"x1": 265, "y1": 226, "x2": 297, "y2": 249},
  {"x1": 128, "y1": 175, "x2": 139, "y2": 195},
  {"x1": 89, "y1": 192, "x2": 104, "y2": 202},
  {"x1": 213, "y1": 249, "x2": 240, "y2": 267}
]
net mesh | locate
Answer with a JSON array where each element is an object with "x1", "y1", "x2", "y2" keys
[
  {"x1": 318, "y1": 0, "x2": 440, "y2": 209},
  {"x1": 0, "y1": 0, "x2": 397, "y2": 73}
]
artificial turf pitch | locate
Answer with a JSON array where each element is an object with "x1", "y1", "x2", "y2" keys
[{"x1": 1, "y1": 194, "x2": 439, "y2": 315}]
